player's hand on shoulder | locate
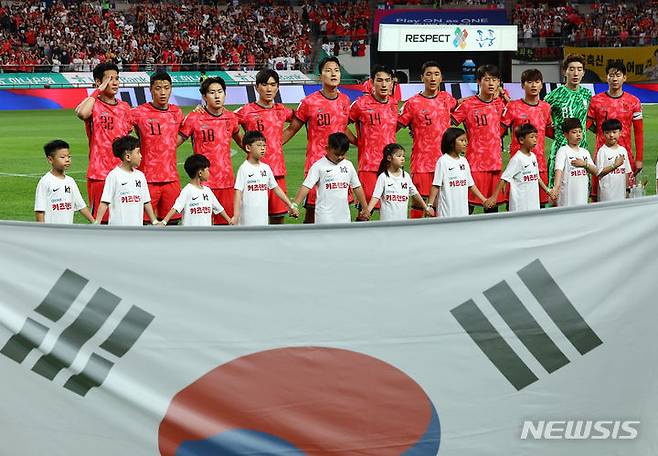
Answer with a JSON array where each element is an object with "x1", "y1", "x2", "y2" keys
[{"x1": 192, "y1": 104, "x2": 204, "y2": 113}]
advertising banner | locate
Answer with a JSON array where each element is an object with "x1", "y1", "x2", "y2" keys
[
  {"x1": 379, "y1": 24, "x2": 518, "y2": 52},
  {"x1": 0, "y1": 199, "x2": 657, "y2": 455},
  {"x1": 564, "y1": 46, "x2": 658, "y2": 82},
  {"x1": 374, "y1": 8, "x2": 508, "y2": 33}
]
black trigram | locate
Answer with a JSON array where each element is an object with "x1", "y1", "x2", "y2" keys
[
  {"x1": 1, "y1": 269, "x2": 154, "y2": 397},
  {"x1": 451, "y1": 259, "x2": 603, "y2": 391}
]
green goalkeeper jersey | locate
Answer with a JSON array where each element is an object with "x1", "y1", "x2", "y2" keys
[{"x1": 545, "y1": 85, "x2": 592, "y2": 185}]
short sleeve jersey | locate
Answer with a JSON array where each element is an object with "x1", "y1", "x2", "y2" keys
[
  {"x1": 372, "y1": 171, "x2": 419, "y2": 221},
  {"x1": 235, "y1": 102, "x2": 293, "y2": 176},
  {"x1": 101, "y1": 166, "x2": 151, "y2": 225},
  {"x1": 595, "y1": 144, "x2": 631, "y2": 202},
  {"x1": 451, "y1": 96, "x2": 503, "y2": 172},
  {"x1": 173, "y1": 183, "x2": 224, "y2": 226},
  {"x1": 234, "y1": 161, "x2": 277, "y2": 226},
  {"x1": 432, "y1": 154, "x2": 474, "y2": 217},
  {"x1": 545, "y1": 85, "x2": 592, "y2": 151},
  {"x1": 180, "y1": 108, "x2": 240, "y2": 189},
  {"x1": 349, "y1": 94, "x2": 399, "y2": 172},
  {"x1": 34, "y1": 173, "x2": 86, "y2": 224},
  {"x1": 501, "y1": 151, "x2": 541, "y2": 212},
  {"x1": 398, "y1": 92, "x2": 457, "y2": 173},
  {"x1": 294, "y1": 91, "x2": 351, "y2": 172},
  {"x1": 588, "y1": 92, "x2": 643, "y2": 163},
  {"x1": 502, "y1": 99, "x2": 552, "y2": 172},
  {"x1": 85, "y1": 98, "x2": 133, "y2": 180},
  {"x1": 554, "y1": 145, "x2": 594, "y2": 207},
  {"x1": 130, "y1": 103, "x2": 184, "y2": 183},
  {"x1": 303, "y1": 156, "x2": 361, "y2": 224}
]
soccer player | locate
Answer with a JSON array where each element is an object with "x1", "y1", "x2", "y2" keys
[
  {"x1": 160, "y1": 154, "x2": 232, "y2": 226},
  {"x1": 486, "y1": 124, "x2": 551, "y2": 212},
  {"x1": 35, "y1": 140, "x2": 94, "y2": 224},
  {"x1": 588, "y1": 62, "x2": 644, "y2": 198},
  {"x1": 348, "y1": 64, "x2": 399, "y2": 204},
  {"x1": 451, "y1": 64, "x2": 505, "y2": 213},
  {"x1": 545, "y1": 54, "x2": 592, "y2": 186},
  {"x1": 292, "y1": 132, "x2": 369, "y2": 224},
  {"x1": 94, "y1": 136, "x2": 160, "y2": 226},
  {"x1": 179, "y1": 76, "x2": 241, "y2": 225},
  {"x1": 428, "y1": 128, "x2": 487, "y2": 217},
  {"x1": 233, "y1": 131, "x2": 296, "y2": 226},
  {"x1": 75, "y1": 62, "x2": 132, "y2": 222},
  {"x1": 595, "y1": 119, "x2": 632, "y2": 202},
  {"x1": 362, "y1": 73, "x2": 402, "y2": 105},
  {"x1": 501, "y1": 68, "x2": 553, "y2": 206},
  {"x1": 365, "y1": 143, "x2": 434, "y2": 221},
  {"x1": 282, "y1": 56, "x2": 352, "y2": 223},
  {"x1": 235, "y1": 69, "x2": 293, "y2": 224},
  {"x1": 549, "y1": 118, "x2": 597, "y2": 207},
  {"x1": 398, "y1": 61, "x2": 456, "y2": 218},
  {"x1": 130, "y1": 71, "x2": 184, "y2": 223}
]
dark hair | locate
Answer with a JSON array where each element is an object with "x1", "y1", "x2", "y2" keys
[
  {"x1": 92, "y1": 62, "x2": 119, "y2": 84},
  {"x1": 318, "y1": 56, "x2": 340, "y2": 73},
  {"x1": 184, "y1": 154, "x2": 210, "y2": 179},
  {"x1": 112, "y1": 135, "x2": 140, "y2": 159},
  {"x1": 515, "y1": 123, "x2": 538, "y2": 141},
  {"x1": 521, "y1": 68, "x2": 543, "y2": 84},
  {"x1": 561, "y1": 117, "x2": 582, "y2": 133},
  {"x1": 370, "y1": 64, "x2": 393, "y2": 80},
  {"x1": 327, "y1": 132, "x2": 350, "y2": 153},
  {"x1": 421, "y1": 61, "x2": 441, "y2": 75},
  {"x1": 605, "y1": 61, "x2": 627, "y2": 75},
  {"x1": 255, "y1": 68, "x2": 279, "y2": 85},
  {"x1": 602, "y1": 118, "x2": 623, "y2": 132},
  {"x1": 377, "y1": 143, "x2": 405, "y2": 177},
  {"x1": 476, "y1": 64, "x2": 501, "y2": 80},
  {"x1": 243, "y1": 130, "x2": 266, "y2": 148},
  {"x1": 441, "y1": 127, "x2": 467, "y2": 155},
  {"x1": 44, "y1": 139, "x2": 69, "y2": 158},
  {"x1": 562, "y1": 54, "x2": 586, "y2": 70},
  {"x1": 150, "y1": 70, "x2": 172, "y2": 87},
  {"x1": 200, "y1": 76, "x2": 226, "y2": 95}
]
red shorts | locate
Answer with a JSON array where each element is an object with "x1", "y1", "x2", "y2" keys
[
  {"x1": 358, "y1": 171, "x2": 378, "y2": 208},
  {"x1": 87, "y1": 179, "x2": 108, "y2": 223},
  {"x1": 538, "y1": 170, "x2": 549, "y2": 204},
  {"x1": 305, "y1": 185, "x2": 318, "y2": 207},
  {"x1": 411, "y1": 172, "x2": 434, "y2": 198},
  {"x1": 146, "y1": 181, "x2": 181, "y2": 222},
  {"x1": 211, "y1": 187, "x2": 234, "y2": 225},
  {"x1": 470, "y1": 170, "x2": 506, "y2": 206},
  {"x1": 269, "y1": 176, "x2": 288, "y2": 217}
]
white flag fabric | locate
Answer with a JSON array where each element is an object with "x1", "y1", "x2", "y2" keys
[{"x1": 1, "y1": 198, "x2": 657, "y2": 455}]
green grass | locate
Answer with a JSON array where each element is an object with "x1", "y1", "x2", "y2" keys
[{"x1": 1, "y1": 105, "x2": 656, "y2": 223}]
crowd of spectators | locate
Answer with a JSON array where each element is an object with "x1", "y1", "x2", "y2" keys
[
  {"x1": 0, "y1": 0, "x2": 323, "y2": 73},
  {"x1": 514, "y1": 1, "x2": 658, "y2": 48}
]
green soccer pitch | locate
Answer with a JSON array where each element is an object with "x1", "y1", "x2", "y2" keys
[{"x1": 1, "y1": 105, "x2": 656, "y2": 223}]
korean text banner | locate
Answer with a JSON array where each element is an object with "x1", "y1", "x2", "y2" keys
[
  {"x1": 0, "y1": 199, "x2": 657, "y2": 455},
  {"x1": 564, "y1": 46, "x2": 658, "y2": 82}
]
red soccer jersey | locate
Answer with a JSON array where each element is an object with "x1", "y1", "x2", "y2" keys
[
  {"x1": 398, "y1": 91, "x2": 457, "y2": 173},
  {"x1": 130, "y1": 103, "x2": 184, "y2": 183},
  {"x1": 85, "y1": 98, "x2": 133, "y2": 180},
  {"x1": 501, "y1": 99, "x2": 552, "y2": 172},
  {"x1": 349, "y1": 94, "x2": 399, "y2": 172},
  {"x1": 179, "y1": 109, "x2": 240, "y2": 189},
  {"x1": 451, "y1": 96, "x2": 504, "y2": 172},
  {"x1": 294, "y1": 90, "x2": 351, "y2": 172},
  {"x1": 235, "y1": 102, "x2": 293, "y2": 177},
  {"x1": 587, "y1": 91, "x2": 643, "y2": 164}
]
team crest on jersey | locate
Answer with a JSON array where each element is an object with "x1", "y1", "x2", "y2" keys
[
  {"x1": 459, "y1": 164, "x2": 465, "y2": 170},
  {"x1": 340, "y1": 166, "x2": 348, "y2": 173},
  {"x1": 401, "y1": 182, "x2": 408, "y2": 189},
  {"x1": 203, "y1": 194, "x2": 208, "y2": 201},
  {"x1": 64, "y1": 185, "x2": 71, "y2": 193},
  {"x1": 260, "y1": 170, "x2": 267, "y2": 177},
  {"x1": 135, "y1": 180, "x2": 141, "y2": 188}
]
